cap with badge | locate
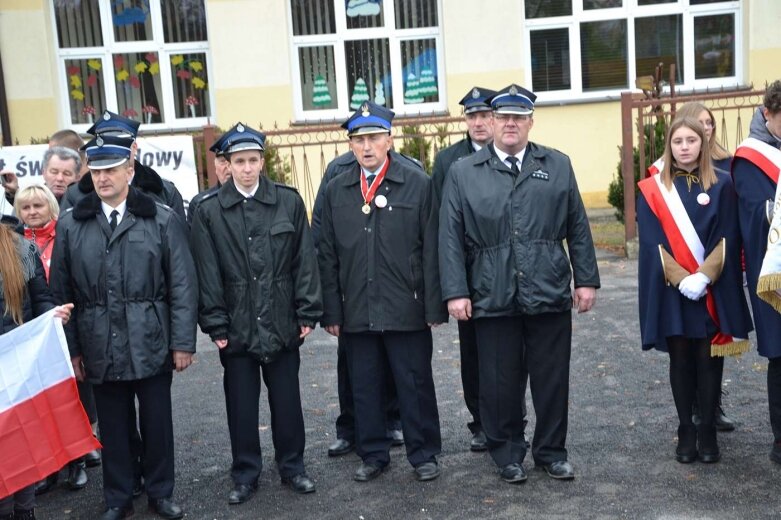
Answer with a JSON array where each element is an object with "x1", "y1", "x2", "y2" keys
[
  {"x1": 488, "y1": 84, "x2": 537, "y2": 115},
  {"x1": 80, "y1": 135, "x2": 135, "y2": 170},
  {"x1": 221, "y1": 123, "x2": 266, "y2": 155},
  {"x1": 87, "y1": 110, "x2": 141, "y2": 139},
  {"x1": 209, "y1": 131, "x2": 230, "y2": 157},
  {"x1": 459, "y1": 87, "x2": 497, "y2": 114},
  {"x1": 342, "y1": 101, "x2": 394, "y2": 137}
]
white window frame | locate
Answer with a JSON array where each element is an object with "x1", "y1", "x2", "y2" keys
[
  {"x1": 523, "y1": 0, "x2": 742, "y2": 103},
  {"x1": 288, "y1": 0, "x2": 446, "y2": 122},
  {"x1": 50, "y1": 0, "x2": 215, "y2": 132}
]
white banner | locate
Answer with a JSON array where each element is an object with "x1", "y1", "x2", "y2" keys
[{"x1": 0, "y1": 135, "x2": 199, "y2": 215}]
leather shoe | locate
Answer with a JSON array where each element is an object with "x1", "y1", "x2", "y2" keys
[
  {"x1": 499, "y1": 463, "x2": 527, "y2": 484},
  {"x1": 388, "y1": 429, "x2": 404, "y2": 447},
  {"x1": 34, "y1": 473, "x2": 58, "y2": 495},
  {"x1": 470, "y1": 431, "x2": 487, "y2": 452},
  {"x1": 228, "y1": 483, "x2": 257, "y2": 505},
  {"x1": 542, "y1": 460, "x2": 575, "y2": 480},
  {"x1": 132, "y1": 475, "x2": 144, "y2": 498},
  {"x1": 354, "y1": 462, "x2": 384, "y2": 482},
  {"x1": 148, "y1": 497, "x2": 183, "y2": 519},
  {"x1": 282, "y1": 473, "x2": 316, "y2": 494},
  {"x1": 414, "y1": 461, "x2": 440, "y2": 481},
  {"x1": 84, "y1": 449, "x2": 102, "y2": 467},
  {"x1": 66, "y1": 460, "x2": 88, "y2": 490},
  {"x1": 100, "y1": 505, "x2": 134, "y2": 520},
  {"x1": 327, "y1": 438, "x2": 354, "y2": 457}
]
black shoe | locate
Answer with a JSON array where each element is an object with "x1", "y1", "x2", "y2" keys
[
  {"x1": 10, "y1": 509, "x2": 35, "y2": 520},
  {"x1": 66, "y1": 460, "x2": 88, "y2": 490},
  {"x1": 327, "y1": 438, "x2": 354, "y2": 457},
  {"x1": 697, "y1": 424, "x2": 720, "y2": 463},
  {"x1": 281, "y1": 473, "x2": 316, "y2": 494},
  {"x1": 675, "y1": 424, "x2": 698, "y2": 464},
  {"x1": 100, "y1": 505, "x2": 134, "y2": 520},
  {"x1": 470, "y1": 431, "x2": 487, "y2": 452},
  {"x1": 541, "y1": 460, "x2": 575, "y2": 480},
  {"x1": 34, "y1": 473, "x2": 58, "y2": 495},
  {"x1": 228, "y1": 483, "x2": 257, "y2": 505},
  {"x1": 132, "y1": 476, "x2": 144, "y2": 498},
  {"x1": 388, "y1": 429, "x2": 404, "y2": 447},
  {"x1": 354, "y1": 462, "x2": 384, "y2": 482},
  {"x1": 714, "y1": 397, "x2": 736, "y2": 432},
  {"x1": 84, "y1": 449, "x2": 102, "y2": 468},
  {"x1": 413, "y1": 461, "x2": 440, "y2": 481},
  {"x1": 770, "y1": 441, "x2": 781, "y2": 464},
  {"x1": 148, "y1": 497, "x2": 183, "y2": 519},
  {"x1": 499, "y1": 463, "x2": 527, "y2": 484}
]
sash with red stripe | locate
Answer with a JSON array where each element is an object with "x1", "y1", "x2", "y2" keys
[
  {"x1": 638, "y1": 175, "x2": 748, "y2": 356},
  {"x1": 734, "y1": 137, "x2": 781, "y2": 184},
  {"x1": 646, "y1": 157, "x2": 664, "y2": 178}
]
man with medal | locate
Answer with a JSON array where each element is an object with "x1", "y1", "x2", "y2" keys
[
  {"x1": 732, "y1": 79, "x2": 781, "y2": 463},
  {"x1": 318, "y1": 101, "x2": 446, "y2": 482},
  {"x1": 439, "y1": 84, "x2": 600, "y2": 483}
]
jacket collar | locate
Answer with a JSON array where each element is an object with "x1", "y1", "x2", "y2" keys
[
  {"x1": 340, "y1": 154, "x2": 404, "y2": 186},
  {"x1": 24, "y1": 217, "x2": 57, "y2": 241},
  {"x1": 72, "y1": 186, "x2": 157, "y2": 220},
  {"x1": 75, "y1": 160, "x2": 164, "y2": 195},
  {"x1": 219, "y1": 176, "x2": 277, "y2": 208}
]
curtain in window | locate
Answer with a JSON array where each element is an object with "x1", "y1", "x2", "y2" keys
[
  {"x1": 54, "y1": 0, "x2": 103, "y2": 48},
  {"x1": 291, "y1": 0, "x2": 336, "y2": 35},
  {"x1": 299, "y1": 46, "x2": 337, "y2": 111},
  {"x1": 161, "y1": 0, "x2": 208, "y2": 43},
  {"x1": 114, "y1": 52, "x2": 163, "y2": 123},
  {"x1": 65, "y1": 58, "x2": 107, "y2": 124},
  {"x1": 394, "y1": 0, "x2": 437, "y2": 29},
  {"x1": 345, "y1": 39, "x2": 392, "y2": 109}
]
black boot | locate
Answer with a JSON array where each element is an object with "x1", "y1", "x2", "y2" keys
[
  {"x1": 66, "y1": 459, "x2": 88, "y2": 490},
  {"x1": 675, "y1": 424, "x2": 697, "y2": 463},
  {"x1": 697, "y1": 424, "x2": 720, "y2": 463},
  {"x1": 12, "y1": 509, "x2": 36, "y2": 520},
  {"x1": 33, "y1": 473, "x2": 58, "y2": 495},
  {"x1": 714, "y1": 390, "x2": 735, "y2": 431}
]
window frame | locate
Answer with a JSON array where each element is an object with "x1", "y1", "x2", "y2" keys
[
  {"x1": 523, "y1": 0, "x2": 743, "y2": 103},
  {"x1": 50, "y1": 0, "x2": 215, "y2": 131},
  {"x1": 288, "y1": 0, "x2": 446, "y2": 122}
]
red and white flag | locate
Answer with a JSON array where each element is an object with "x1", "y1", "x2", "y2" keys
[{"x1": 0, "y1": 309, "x2": 100, "y2": 498}]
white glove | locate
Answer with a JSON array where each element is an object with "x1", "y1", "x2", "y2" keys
[{"x1": 678, "y1": 272, "x2": 711, "y2": 301}]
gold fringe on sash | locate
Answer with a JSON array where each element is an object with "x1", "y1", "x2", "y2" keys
[
  {"x1": 757, "y1": 273, "x2": 781, "y2": 314},
  {"x1": 711, "y1": 338, "x2": 751, "y2": 357}
]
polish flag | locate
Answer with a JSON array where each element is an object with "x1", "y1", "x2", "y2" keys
[{"x1": 0, "y1": 310, "x2": 100, "y2": 497}]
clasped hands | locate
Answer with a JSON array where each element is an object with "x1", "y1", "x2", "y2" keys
[{"x1": 678, "y1": 272, "x2": 711, "y2": 301}]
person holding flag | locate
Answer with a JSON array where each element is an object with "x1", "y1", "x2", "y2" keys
[
  {"x1": 637, "y1": 116, "x2": 753, "y2": 465},
  {"x1": 0, "y1": 219, "x2": 75, "y2": 520}
]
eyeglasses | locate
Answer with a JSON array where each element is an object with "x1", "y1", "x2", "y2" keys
[{"x1": 494, "y1": 113, "x2": 531, "y2": 124}]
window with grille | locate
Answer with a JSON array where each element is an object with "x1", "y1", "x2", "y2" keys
[
  {"x1": 289, "y1": 0, "x2": 444, "y2": 121},
  {"x1": 53, "y1": 0, "x2": 212, "y2": 129},
  {"x1": 524, "y1": 0, "x2": 741, "y2": 101}
]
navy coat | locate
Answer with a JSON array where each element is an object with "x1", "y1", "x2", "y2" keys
[{"x1": 638, "y1": 172, "x2": 753, "y2": 351}]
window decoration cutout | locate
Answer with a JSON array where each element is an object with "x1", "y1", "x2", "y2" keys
[
  {"x1": 350, "y1": 78, "x2": 370, "y2": 109},
  {"x1": 404, "y1": 74, "x2": 423, "y2": 104},
  {"x1": 170, "y1": 53, "x2": 210, "y2": 118},
  {"x1": 346, "y1": 0, "x2": 381, "y2": 17},
  {"x1": 312, "y1": 75, "x2": 333, "y2": 108},
  {"x1": 65, "y1": 58, "x2": 106, "y2": 125},
  {"x1": 374, "y1": 81, "x2": 386, "y2": 106}
]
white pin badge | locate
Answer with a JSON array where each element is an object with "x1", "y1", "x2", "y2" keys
[
  {"x1": 697, "y1": 193, "x2": 710, "y2": 206},
  {"x1": 374, "y1": 194, "x2": 387, "y2": 209}
]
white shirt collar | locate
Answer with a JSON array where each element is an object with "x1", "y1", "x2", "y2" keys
[
  {"x1": 235, "y1": 182, "x2": 259, "y2": 199},
  {"x1": 472, "y1": 141, "x2": 483, "y2": 152},
  {"x1": 101, "y1": 199, "x2": 127, "y2": 225},
  {"x1": 362, "y1": 158, "x2": 388, "y2": 179},
  {"x1": 493, "y1": 144, "x2": 526, "y2": 169}
]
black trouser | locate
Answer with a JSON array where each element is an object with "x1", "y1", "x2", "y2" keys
[
  {"x1": 474, "y1": 313, "x2": 571, "y2": 468},
  {"x1": 220, "y1": 349, "x2": 306, "y2": 484},
  {"x1": 668, "y1": 336, "x2": 723, "y2": 428},
  {"x1": 343, "y1": 329, "x2": 441, "y2": 468},
  {"x1": 0, "y1": 484, "x2": 35, "y2": 515},
  {"x1": 335, "y1": 337, "x2": 402, "y2": 442},
  {"x1": 768, "y1": 357, "x2": 781, "y2": 442},
  {"x1": 77, "y1": 380, "x2": 97, "y2": 424},
  {"x1": 458, "y1": 319, "x2": 528, "y2": 434},
  {"x1": 93, "y1": 373, "x2": 175, "y2": 509}
]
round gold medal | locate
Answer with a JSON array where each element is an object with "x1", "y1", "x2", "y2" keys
[{"x1": 362, "y1": 204, "x2": 371, "y2": 214}]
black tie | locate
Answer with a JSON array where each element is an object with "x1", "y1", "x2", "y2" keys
[
  {"x1": 109, "y1": 210, "x2": 119, "y2": 232},
  {"x1": 506, "y1": 156, "x2": 520, "y2": 176},
  {"x1": 366, "y1": 174, "x2": 376, "y2": 187}
]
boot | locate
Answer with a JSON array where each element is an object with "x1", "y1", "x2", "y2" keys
[
  {"x1": 714, "y1": 390, "x2": 735, "y2": 431},
  {"x1": 33, "y1": 473, "x2": 58, "y2": 495},
  {"x1": 697, "y1": 424, "x2": 720, "y2": 463},
  {"x1": 12, "y1": 509, "x2": 35, "y2": 520},
  {"x1": 66, "y1": 459, "x2": 88, "y2": 490},
  {"x1": 675, "y1": 424, "x2": 697, "y2": 463}
]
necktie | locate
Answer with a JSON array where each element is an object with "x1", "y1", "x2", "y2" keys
[
  {"x1": 109, "y1": 210, "x2": 119, "y2": 232},
  {"x1": 506, "y1": 156, "x2": 520, "y2": 176},
  {"x1": 366, "y1": 174, "x2": 376, "y2": 187}
]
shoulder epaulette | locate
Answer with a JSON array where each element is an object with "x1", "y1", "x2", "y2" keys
[{"x1": 274, "y1": 182, "x2": 299, "y2": 192}]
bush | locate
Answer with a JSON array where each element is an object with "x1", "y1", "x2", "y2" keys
[
  {"x1": 264, "y1": 145, "x2": 290, "y2": 184},
  {"x1": 607, "y1": 119, "x2": 666, "y2": 223},
  {"x1": 397, "y1": 125, "x2": 432, "y2": 174}
]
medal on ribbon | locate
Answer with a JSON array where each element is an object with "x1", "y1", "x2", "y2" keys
[{"x1": 360, "y1": 158, "x2": 390, "y2": 215}]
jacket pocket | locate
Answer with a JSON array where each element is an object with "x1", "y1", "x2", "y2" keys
[
  {"x1": 270, "y1": 221, "x2": 296, "y2": 271},
  {"x1": 527, "y1": 240, "x2": 572, "y2": 308},
  {"x1": 271, "y1": 275, "x2": 299, "y2": 349},
  {"x1": 468, "y1": 244, "x2": 515, "y2": 313},
  {"x1": 409, "y1": 255, "x2": 424, "y2": 300}
]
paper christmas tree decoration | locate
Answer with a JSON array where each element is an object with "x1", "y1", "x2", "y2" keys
[
  {"x1": 418, "y1": 68, "x2": 438, "y2": 98},
  {"x1": 404, "y1": 73, "x2": 423, "y2": 104},
  {"x1": 350, "y1": 77, "x2": 370, "y2": 110},
  {"x1": 312, "y1": 75, "x2": 332, "y2": 108}
]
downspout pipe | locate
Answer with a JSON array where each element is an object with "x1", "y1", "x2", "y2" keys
[{"x1": 0, "y1": 48, "x2": 12, "y2": 146}]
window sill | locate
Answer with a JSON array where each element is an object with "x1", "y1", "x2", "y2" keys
[{"x1": 290, "y1": 109, "x2": 452, "y2": 127}]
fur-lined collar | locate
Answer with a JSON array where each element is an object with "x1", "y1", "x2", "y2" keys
[
  {"x1": 72, "y1": 186, "x2": 157, "y2": 220},
  {"x1": 76, "y1": 161, "x2": 165, "y2": 195}
]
